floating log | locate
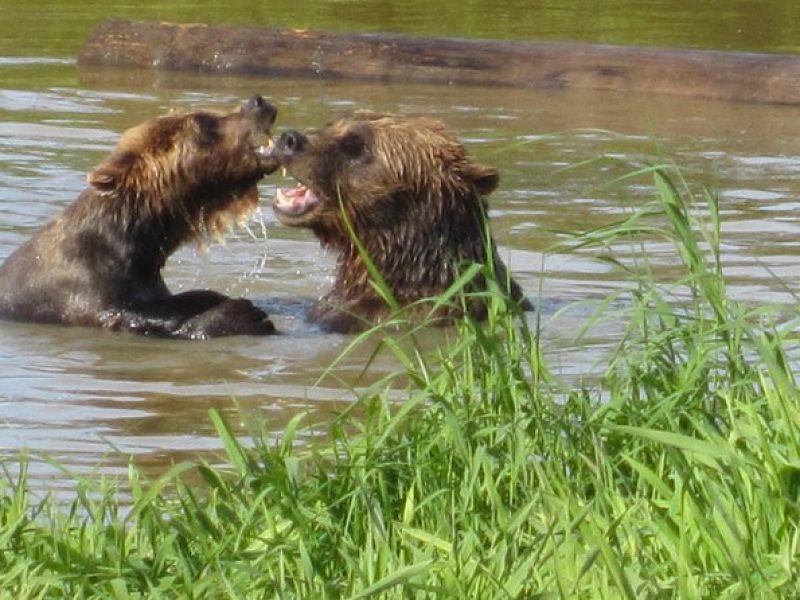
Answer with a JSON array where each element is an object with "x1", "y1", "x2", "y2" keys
[{"x1": 79, "y1": 19, "x2": 800, "y2": 105}]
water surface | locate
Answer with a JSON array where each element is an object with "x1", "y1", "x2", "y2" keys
[{"x1": 2, "y1": 3, "x2": 800, "y2": 487}]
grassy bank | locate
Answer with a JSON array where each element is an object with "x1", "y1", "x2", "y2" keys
[{"x1": 2, "y1": 168, "x2": 800, "y2": 598}]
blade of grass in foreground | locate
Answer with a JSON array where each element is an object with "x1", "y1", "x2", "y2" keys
[{"x1": 1, "y1": 167, "x2": 799, "y2": 598}]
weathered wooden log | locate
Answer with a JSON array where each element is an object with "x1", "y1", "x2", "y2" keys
[{"x1": 79, "y1": 19, "x2": 800, "y2": 105}]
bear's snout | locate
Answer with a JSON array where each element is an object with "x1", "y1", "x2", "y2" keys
[
  {"x1": 244, "y1": 95, "x2": 277, "y2": 129},
  {"x1": 275, "y1": 130, "x2": 307, "y2": 160}
]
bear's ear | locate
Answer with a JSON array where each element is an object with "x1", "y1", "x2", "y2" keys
[
  {"x1": 87, "y1": 166, "x2": 117, "y2": 195},
  {"x1": 87, "y1": 151, "x2": 137, "y2": 196},
  {"x1": 463, "y1": 162, "x2": 499, "y2": 196}
]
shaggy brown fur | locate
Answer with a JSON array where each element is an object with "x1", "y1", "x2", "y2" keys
[
  {"x1": 0, "y1": 96, "x2": 279, "y2": 339},
  {"x1": 271, "y1": 111, "x2": 530, "y2": 333}
]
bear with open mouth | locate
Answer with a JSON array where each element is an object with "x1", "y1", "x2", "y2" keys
[
  {"x1": 271, "y1": 111, "x2": 531, "y2": 334},
  {"x1": 0, "y1": 95, "x2": 279, "y2": 339}
]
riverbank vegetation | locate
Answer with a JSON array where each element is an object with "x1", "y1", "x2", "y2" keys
[{"x1": 1, "y1": 168, "x2": 799, "y2": 598}]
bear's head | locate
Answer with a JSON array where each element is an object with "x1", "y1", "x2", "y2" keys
[
  {"x1": 87, "y1": 95, "x2": 278, "y2": 246},
  {"x1": 270, "y1": 112, "x2": 498, "y2": 249}
]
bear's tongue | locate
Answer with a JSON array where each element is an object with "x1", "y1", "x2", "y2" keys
[{"x1": 273, "y1": 185, "x2": 320, "y2": 216}]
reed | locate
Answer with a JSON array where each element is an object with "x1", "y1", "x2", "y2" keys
[{"x1": 1, "y1": 167, "x2": 798, "y2": 598}]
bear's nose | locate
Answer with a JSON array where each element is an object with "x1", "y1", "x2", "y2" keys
[
  {"x1": 245, "y1": 95, "x2": 277, "y2": 125},
  {"x1": 277, "y1": 130, "x2": 307, "y2": 155}
]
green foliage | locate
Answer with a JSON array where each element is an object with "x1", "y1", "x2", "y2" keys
[
  {"x1": 2, "y1": 168, "x2": 800, "y2": 598},
  {"x1": 6, "y1": 0, "x2": 800, "y2": 58}
]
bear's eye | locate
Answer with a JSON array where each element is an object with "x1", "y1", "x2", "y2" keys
[{"x1": 339, "y1": 132, "x2": 365, "y2": 159}]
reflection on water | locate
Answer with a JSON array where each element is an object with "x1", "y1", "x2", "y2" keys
[{"x1": 2, "y1": 28, "x2": 800, "y2": 487}]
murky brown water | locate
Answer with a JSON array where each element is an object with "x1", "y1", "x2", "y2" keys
[{"x1": 3, "y1": 4, "x2": 800, "y2": 488}]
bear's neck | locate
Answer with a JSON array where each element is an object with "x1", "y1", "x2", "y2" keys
[
  {"x1": 326, "y1": 191, "x2": 490, "y2": 304},
  {"x1": 91, "y1": 180, "x2": 256, "y2": 261},
  {"x1": 76, "y1": 186, "x2": 209, "y2": 271}
]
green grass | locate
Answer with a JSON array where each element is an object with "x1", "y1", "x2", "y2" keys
[{"x1": 2, "y1": 167, "x2": 800, "y2": 598}]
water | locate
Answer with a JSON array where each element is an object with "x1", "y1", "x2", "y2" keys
[{"x1": 2, "y1": 2, "x2": 800, "y2": 487}]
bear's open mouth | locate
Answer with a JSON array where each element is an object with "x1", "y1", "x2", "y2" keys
[
  {"x1": 272, "y1": 184, "x2": 322, "y2": 218},
  {"x1": 253, "y1": 137, "x2": 280, "y2": 175},
  {"x1": 254, "y1": 136, "x2": 274, "y2": 158}
]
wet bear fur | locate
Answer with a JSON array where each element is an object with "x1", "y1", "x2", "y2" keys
[{"x1": 0, "y1": 96, "x2": 279, "y2": 339}]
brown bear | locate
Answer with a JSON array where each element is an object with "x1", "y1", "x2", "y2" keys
[
  {"x1": 0, "y1": 95, "x2": 279, "y2": 339},
  {"x1": 270, "y1": 111, "x2": 531, "y2": 333}
]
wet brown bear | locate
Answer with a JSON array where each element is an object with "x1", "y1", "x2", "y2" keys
[
  {"x1": 0, "y1": 96, "x2": 279, "y2": 339},
  {"x1": 271, "y1": 112, "x2": 530, "y2": 333}
]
